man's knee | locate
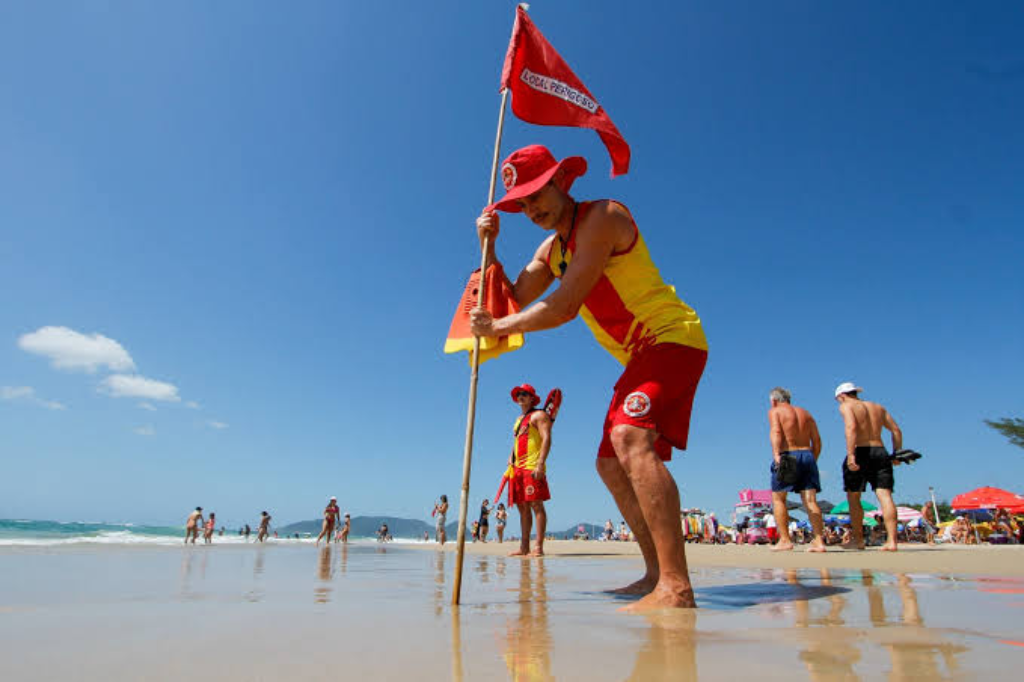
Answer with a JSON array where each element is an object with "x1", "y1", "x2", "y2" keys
[{"x1": 608, "y1": 424, "x2": 658, "y2": 469}]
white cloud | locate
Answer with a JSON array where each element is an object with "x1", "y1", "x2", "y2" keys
[
  {"x1": 207, "y1": 420, "x2": 229, "y2": 429},
  {"x1": 18, "y1": 326, "x2": 135, "y2": 373},
  {"x1": 185, "y1": 401, "x2": 201, "y2": 410},
  {"x1": 134, "y1": 425, "x2": 156, "y2": 436},
  {"x1": 1, "y1": 386, "x2": 33, "y2": 400},
  {"x1": 1, "y1": 385, "x2": 66, "y2": 410},
  {"x1": 100, "y1": 374, "x2": 180, "y2": 402},
  {"x1": 138, "y1": 402, "x2": 157, "y2": 411}
]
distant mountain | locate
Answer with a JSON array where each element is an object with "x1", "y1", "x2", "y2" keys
[
  {"x1": 277, "y1": 516, "x2": 609, "y2": 540},
  {"x1": 279, "y1": 516, "x2": 434, "y2": 538}
]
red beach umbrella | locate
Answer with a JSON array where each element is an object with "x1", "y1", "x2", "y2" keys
[{"x1": 951, "y1": 487, "x2": 1024, "y2": 513}]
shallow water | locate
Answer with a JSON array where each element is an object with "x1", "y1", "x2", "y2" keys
[{"x1": 0, "y1": 543, "x2": 1021, "y2": 680}]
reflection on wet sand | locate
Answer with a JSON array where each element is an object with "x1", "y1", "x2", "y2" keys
[
  {"x1": 503, "y1": 559, "x2": 553, "y2": 681},
  {"x1": 783, "y1": 569, "x2": 968, "y2": 680},
  {"x1": 315, "y1": 546, "x2": 333, "y2": 604},
  {"x1": 627, "y1": 610, "x2": 698, "y2": 681},
  {"x1": 787, "y1": 569, "x2": 860, "y2": 681},
  {"x1": 434, "y1": 551, "x2": 446, "y2": 616},
  {"x1": 862, "y1": 571, "x2": 967, "y2": 680}
]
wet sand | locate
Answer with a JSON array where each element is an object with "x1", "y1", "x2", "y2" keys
[
  {"x1": 1, "y1": 542, "x2": 1022, "y2": 680},
  {"x1": 425, "y1": 539, "x2": 1024, "y2": 577}
]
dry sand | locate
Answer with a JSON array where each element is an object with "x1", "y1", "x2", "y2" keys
[{"x1": 422, "y1": 538, "x2": 1024, "y2": 576}]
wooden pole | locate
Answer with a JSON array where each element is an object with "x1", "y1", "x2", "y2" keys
[{"x1": 452, "y1": 86, "x2": 510, "y2": 605}]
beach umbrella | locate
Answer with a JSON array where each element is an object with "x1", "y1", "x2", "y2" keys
[
  {"x1": 831, "y1": 500, "x2": 878, "y2": 515},
  {"x1": 896, "y1": 506, "x2": 923, "y2": 522},
  {"x1": 950, "y1": 486, "x2": 1024, "y2": 513}
]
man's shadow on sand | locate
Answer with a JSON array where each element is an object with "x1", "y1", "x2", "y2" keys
[{"x1": 607, "y1": 582, "x2": 850, "y2": 610}]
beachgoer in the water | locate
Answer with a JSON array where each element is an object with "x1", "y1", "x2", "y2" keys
[
  {"x1": 604, "y1": 519, "x2": 614, "y2": 541},
  {"x1": 768, "y1": 387, "x2": 826, "y2": 553},
  {"x1": 433, "y1": 495, "x2": 449, "y2": 545},
  {"x1": 506, "y1": 384, "x2": 552, "y2": 557},
  {"x1": 316, "y1": 497, "x2": 340, "y2": 545},
  {"x1": 184, "y1": 507, "x2": 203, "y2": 544},
  {"x1": 835, "y1": 382, "x2": 904, "y2": 552},
  {"x1": 256, "y1": 511, "x2": 271, "y2": 543},
  {"x1": 243, "y1": 524, "x2": 251, "y2": 541},
  {"x1": 472, "y1": 145, "x2": 708, "y2": 610},
  {"x1": 337, "y1": 513, "x2": 351, "y2": 543}
]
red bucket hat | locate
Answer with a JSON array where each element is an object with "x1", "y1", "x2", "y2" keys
[
  {"x1": 486, "y1": 145, "x2": 587, "y2": 213},
  {"x1": 510, "y1": 383, "x2": 541, "y2": 406}
]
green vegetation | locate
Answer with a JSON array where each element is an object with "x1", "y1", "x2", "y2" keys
[{"x1": 985, "y1": 417, "x2": 1024, "y2": 449}]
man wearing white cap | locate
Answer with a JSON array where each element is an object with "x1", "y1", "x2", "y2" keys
[{"x1": 835, "y1": 382, "x2": 903, "y2": 551}]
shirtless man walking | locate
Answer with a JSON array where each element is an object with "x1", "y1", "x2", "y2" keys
[
  {"x1": 767, "y1": 387, "x2": 825, "y2": 552},
  {"x1": 184, "y1": 507, "x2": 203, "y2": 544},
  {"x1": 835, "y1": 382, "x2": 904, "y2": 551},
  {"x1": 472, "y1": 146, "x2": 708, "y2": 610}
]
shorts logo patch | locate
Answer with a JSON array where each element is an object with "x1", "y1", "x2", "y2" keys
[
  {"x1": 501, "y1": 163, "x2": 517, "y2": 190},
  {"x1": 623, "y1": 391, "x2": 651, "y2": 418},
  {"x1": 525, "y1": 485, "x2": 535, "y2": 496}
]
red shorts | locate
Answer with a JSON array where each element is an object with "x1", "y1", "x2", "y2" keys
[
  {"x1": 598, "y1": 343, "x2": 707, "y2": 462},
  {"x1": 509, "y1": 468, "x2": 551, "y2": 504}
]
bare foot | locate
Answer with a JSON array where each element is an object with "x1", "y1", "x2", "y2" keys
[
  {"x1": 619, "y1": 583, "x2": 696, "y2": 612},
  {"x1": 806, "y1": 542, "x2": 827, "y2": 553},
  {"x1": 508, "y1": 548, "x2": 529, "y2": 557},
  {"x1": 880, "y1": 543, "x2": 898, "y2": 552},
  {"x1": 841, "y1": 541, "x2": 865, "y2": 551},
  {"x1": 606, "y1": 576, "x2": 658, "y2": 596},
  {"x1": 529, "y1": 548, "x2": 544, "y2": 557},
  {"x1": 770, "y1": 542, "x2": 794, "y2": 552}
]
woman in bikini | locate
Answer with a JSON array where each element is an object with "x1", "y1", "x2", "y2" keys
[{"x1": 316, "y1": 497, "x2": 340, "y2": 545}]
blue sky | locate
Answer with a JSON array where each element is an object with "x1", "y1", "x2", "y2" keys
[{"x1": 2, "y1": 2, "x2": 1022, "y2": 530}]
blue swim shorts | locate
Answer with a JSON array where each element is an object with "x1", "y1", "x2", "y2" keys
[{"x1": 770, "y1": 450, "x2": 821, "y2": 493}]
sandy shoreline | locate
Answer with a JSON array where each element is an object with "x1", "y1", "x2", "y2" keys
[{"x1": 415, "y1": 539, "x2": 1024, "y2": 576}]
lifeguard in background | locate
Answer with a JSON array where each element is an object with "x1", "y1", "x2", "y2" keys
[{"x1": 508, "y1": 383, "x2": 553, "y2": 557}]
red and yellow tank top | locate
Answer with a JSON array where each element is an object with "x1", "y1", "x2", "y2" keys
[
  {"x1": 513, "y1": 412, "x2": 544, "y2": 471},
  {"x1": 546, "y1": 201, "x2": 707, "y2": 366}
]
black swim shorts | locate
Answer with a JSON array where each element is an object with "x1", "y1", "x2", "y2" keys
[{"x1": 842, "y1": 446, "x2": 894, "y2": 492}]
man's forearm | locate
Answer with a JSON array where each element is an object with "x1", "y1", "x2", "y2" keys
[{"x1": 495, "y1": 299, "x2": 573, "y2": 335}]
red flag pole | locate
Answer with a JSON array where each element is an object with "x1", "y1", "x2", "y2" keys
[{"x1": 452, "y1": 84, "x2": 511, "y2": 606}]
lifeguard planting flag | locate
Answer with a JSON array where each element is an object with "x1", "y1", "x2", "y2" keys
[
  {"x1": 444, "y1": 263, "x2": 524, "y2": 365},
  {"x1": 500, "y1": 5, "x2": 630, "y2": 177}
]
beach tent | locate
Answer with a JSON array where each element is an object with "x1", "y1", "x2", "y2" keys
[
  {"x1": 951, "y1": 486, "x2": 1024, "y2": 513},
  {"x1": 831, "y1": 500, "x2": 878, "y2": 515}
]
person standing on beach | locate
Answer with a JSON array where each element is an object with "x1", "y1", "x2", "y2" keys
[
  {"x1": 184, "y1": 507, "x2": 203, "y2": 544},
  {"x1": 316, "y1": 496, "x2": 340, "y2": 546},
  {"x1": 835, "y1": 382, "x2": 904, "y2": 551},
  {"x1": 472, "y1": 146, "x2": 708, "y2": 610},
  {"x1": 506, "y1": 383, "x2": 553, "y2": 557},
  {"x1": 767, "y1": 387, "x2": 826, "y2": 552},
  {"x1": 256, "y1": 511, "x2": 271, "y2": 542},
  {"x1": 478, "y1": 499, "x2": 491, "y2": 543},
  {"x1": 203, "y1": 512, "x2": 216, "y2": 544},
  {"x1": 433, "y1": 495, "x2": 449, "y2": 545},
  {"x1": 495, "y1": 503, "x2": 507, "y2": 543}
]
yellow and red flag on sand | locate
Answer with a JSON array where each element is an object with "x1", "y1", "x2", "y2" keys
[{"x1": 444, "y1": 263, "x2": 524, "y2": 365}]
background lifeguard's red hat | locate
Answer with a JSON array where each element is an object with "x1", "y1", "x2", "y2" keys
[
  {"x1": 510, "y1": 383, "x2": 541, "y2": 405},
  {"x1": 486, "y1": 145, "x2": 587, "y2": 213}
]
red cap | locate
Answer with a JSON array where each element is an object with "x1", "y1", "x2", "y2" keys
[
  {"x1": 510, "y1": 383, "x2": 541, "y2": 406},
  {"x1": 486, "y1": 145, "x2": 587, "y2": 213}
]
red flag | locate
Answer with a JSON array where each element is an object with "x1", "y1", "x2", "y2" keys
[
  {"x1": 444, "y1": 264, "x2": 525, "y2": 365},
  {"x1": 500, "y1": 6, "x2": 630, "y2": 177}
]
